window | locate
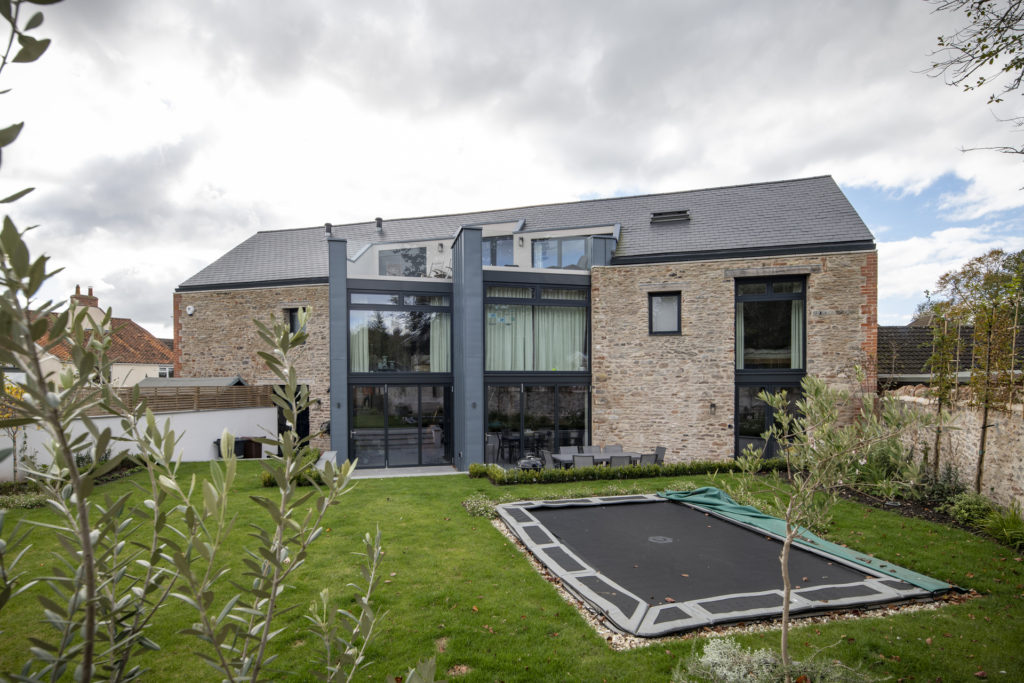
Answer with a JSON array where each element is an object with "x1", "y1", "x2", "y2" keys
[
  {"x1": 649, "y1": 292, "x2": 680, "y2": 335},
  {"x1": 349, "y1": 291, "x2": 451, "y2": 373},
  {"x1": 378, "y1": 247, "x2": 427, "y2": 277},
  {"x1": 484, "y1": 285, "x2": 589, "y2": 371},
  {"x1": 531, "y1": 237, "x2": 587, "y2": 270},
  {"x1": 285, "y1": 307, "x2": 307, "y2": 334},
  {"x1": 158, "y1": 366, "x2": 173, "y2": 378},
  {"x1": 482, "y1": 236, "x2": 514, "y2": 266},
  {"x1": 735, "y1": 278, "x2": 805, "y2": 370}
]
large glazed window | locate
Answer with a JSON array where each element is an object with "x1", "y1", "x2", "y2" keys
[
  {"x1": 735, "y1": 278, "x2": 805, "y2": 370},
  {"x1": 482, "y1": 236, "x2": 514, "y2": 266},
  {"x1": 485, "y1": 285, "x2": 588, "y2": 372},
  {"x1": 532, "y1": 237, "x2": 587, "y2": 270},
  {"x1": 350, "y1": 291, "x2": 451, "y2": 373},
  {"x1": 378, "y1": 247, "x2": 427, "y2": 277}
]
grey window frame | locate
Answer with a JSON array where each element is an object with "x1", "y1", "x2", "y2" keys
[
  {"x1": 531, "y1": 236, "x2": 588, "y2": 270},
  {"x1": 482, "y1": 236, "x2": 515, "y2": 267},
  {"x1": 648, "y1": 291, "x2": 681, "y2": 335}
]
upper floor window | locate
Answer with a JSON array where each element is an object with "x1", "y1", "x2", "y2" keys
[
  {"x1": 482, "y1": 236, "x2": 515, "y2": 267},
  {"x1": 735, "y1": 278, "x2": 805, "y2": 370},
  {"x1": 485, "y1": 285, "x2": 588, "y2": 372},
  {"x1": 349, "y1": 290, "x2": 450, "y2": 373},
  {"x1": 532, "y1": 236, "x2": 587, "y2": 270},
  {"x1": 285, "y1": 307, "x2": 307, "y2": 334},
  {"x1": 649, "y1": 292, "x2": 681, "y2": 335},
  {"x1": 379, "y1": 247, "x2": 427, "y2": 277}
]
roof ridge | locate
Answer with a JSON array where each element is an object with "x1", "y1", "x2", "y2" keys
[{"x1": 255, "y1": 175, "x2": 836, "y2": 234}]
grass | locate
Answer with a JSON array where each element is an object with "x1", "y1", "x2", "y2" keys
[{"x1": 0, "y1": 464, "x2": 1022, "y2": 681}]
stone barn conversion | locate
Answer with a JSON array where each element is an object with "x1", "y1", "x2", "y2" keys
[{"x1": 174, "y1": 175, "x2": 877, "y2": 470}]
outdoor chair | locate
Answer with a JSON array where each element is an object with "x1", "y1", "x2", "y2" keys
[
  {"x1": 639, "y1": 452, "x2": 657, "y2": 466},
  {"x1": 540, "y1": 449, "x2": 556, "y2": 470},
  {"x1": 559, "y1": 446, "x2": 580, "y2": 456},
  {"x1": 573, "y1": 454, "x2": 595, "y2": 469},
  {"x1": 581, "y1": 445, "x2": 601, "y2": 455},
  {"x1": 603, "y1": 444, "x2": 624, "y2": 454},
  {"x1": 608, "y1": 454, "x2": 630, "y2": 468},
  {"x1": 654, "y1": 446, "x2": 666, "y2": 465},
  {"x1": 484, "y1": 433, "x2": 499, "y2": 464}
]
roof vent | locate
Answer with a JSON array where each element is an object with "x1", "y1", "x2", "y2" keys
[
  {"x1": 375, "y1": 217, "x2": 383, "y2": 233},
  {"x1": 650, "y1": 209, "x2": 691, "y2": 225}
]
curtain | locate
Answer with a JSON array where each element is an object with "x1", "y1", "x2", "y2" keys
[
  {"x1": 790, "y1": 301, "x2": 804, "y2": 369},
  {"x1": 429, "y1": 310, "x2": 451, "y2": 372},
  {"x1": 534, "y1": 306, "x2": 586, "y2": 371},
  {"x1": 735, "y1": 302, "x2": 745, "y2": 370},
  {"x1": 350, "y1": 311, "x2": 370, "y2": 372},
  {"x1": 486, "y1": 304, "x2": 533, "y2": 370}
]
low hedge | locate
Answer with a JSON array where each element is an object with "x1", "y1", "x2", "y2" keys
[{"x1": 468, "y1": 458, "x2": 786, "y2": 485}]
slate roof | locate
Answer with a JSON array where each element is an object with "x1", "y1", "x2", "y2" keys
[
  {"x1": 41, "y1": 317, "x2": 176, "y2": 366},
  {"x1": 178, "y1": 175, "x2": 874, "y2": 290}
]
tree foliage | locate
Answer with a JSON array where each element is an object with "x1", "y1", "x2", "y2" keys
[
  {"x1": 928, "y1": 0, "x2": 1024, "y2": 154},
  {"x1": 928, "y1": 248, "x2": 1024, "y2": 492}
]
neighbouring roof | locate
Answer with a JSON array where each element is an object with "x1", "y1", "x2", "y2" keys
[
  {"x1": 137, "y1": 376, "x2": 247, "y2": 388},
  {"x1": 41, "y1": 317, "x2": 175, "y2": 366},
  {"x1": 878, "y1": 324, "x2": 1023, "y2": 383},
  {"x1": 178, "y1": 175, "x2": 874, "y2": 291}
]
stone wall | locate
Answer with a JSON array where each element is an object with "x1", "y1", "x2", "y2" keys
[
  {"x1": 174, "y1": 284, "x2": 331, "y2": 450},
  {"x1": 589, "y1": 250, "x2": 877, "y2": 463},
  {"x1": 895, "y1": 396, "x2": 1023, "y2": 508}
]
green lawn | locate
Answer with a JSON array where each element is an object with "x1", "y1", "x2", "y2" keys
[{"x1": 0, "y1": 464, "x2": 1022, "y2": 681}]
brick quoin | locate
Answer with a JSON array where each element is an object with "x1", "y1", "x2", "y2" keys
[{"x1": 172, "y1": 292, "x2": 182, "y2": 377}]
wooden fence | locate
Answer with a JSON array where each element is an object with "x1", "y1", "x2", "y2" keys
[{"x1": 84, "y1": 385, "x2": 275, "y2": 416}]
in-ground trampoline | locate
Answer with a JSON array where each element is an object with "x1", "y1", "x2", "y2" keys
[{"x1": 497, "y1": 488, "x2": 954, "y2": 637}]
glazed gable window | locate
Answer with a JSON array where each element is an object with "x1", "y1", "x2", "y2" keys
[{"x1": 735, "y1": 278, "x2": 805, "y2": 370}]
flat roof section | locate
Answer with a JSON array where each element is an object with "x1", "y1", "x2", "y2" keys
[{"x1": 497, "y1": 494, "x2": 951, "y2": 637}]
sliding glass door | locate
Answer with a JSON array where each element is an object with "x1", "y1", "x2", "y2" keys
[
  {"x1": 350, "y1": 384, "x2": 452, "y2": 468},
  {"x1": 485, "y1": 383, "x2": 589, "y2": 463}
]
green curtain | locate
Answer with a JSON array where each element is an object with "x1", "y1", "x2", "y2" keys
[
  {"x1": 350, "y1": 311, "x2": 370, "y2": 372},
  {"x1": 534, "y1": 306, "x2": 586, "y2": 371},
  {"x1": 429, "y1": 310, "x2": 451, "y2": 372},
  {"x1": 790, "y1": 301, "x2": 804, "y2": 369},
  {"x1": 486, "y1": 304, "x2": 533, "y2": 370}
]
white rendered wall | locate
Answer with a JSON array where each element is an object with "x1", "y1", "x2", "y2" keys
[{"x1": 1, "y1": 406, "x2": 277, "y2": 480}]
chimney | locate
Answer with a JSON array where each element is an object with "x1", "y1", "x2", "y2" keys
[
  {"x1": 375, "y1": 217, "x2": 383, "y2": 233},
  {"x1": 324, "y1": 222, "x2": 333, "y2": 236},
  {"x1": 70, "y1": 284, "x2": 99, "y2": 308}
]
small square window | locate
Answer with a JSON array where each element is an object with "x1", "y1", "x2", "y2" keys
[
  {"x1": 649, "y1": 292, "x2": 681, "y2": 335},
  {"x1": 285, "y1": 307, "x2": 307, "y2": 334}
]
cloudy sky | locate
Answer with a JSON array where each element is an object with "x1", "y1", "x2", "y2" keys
[{"x1": 4, "y1": 0, "x2": 1023, "y2": 338}]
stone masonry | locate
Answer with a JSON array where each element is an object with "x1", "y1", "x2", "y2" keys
[
  {"x1": 590, "y1": 250, "x2": 877, "y2": 463},
  {"x1": 174, "y1": 285, "x2": 331, "y2": 450}
]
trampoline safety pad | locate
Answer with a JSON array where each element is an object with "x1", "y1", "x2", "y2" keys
[{"x1": 497, "y1": 493, "x2": 953, "y2": 637}]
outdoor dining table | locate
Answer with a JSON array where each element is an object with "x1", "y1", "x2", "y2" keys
[{"x1": 551, "y1": 451, "x2": 644, "y2": 468}]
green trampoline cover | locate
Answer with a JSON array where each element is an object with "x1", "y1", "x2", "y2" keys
[{"x1": 658, "y1": 487, "x2": 952, "y2": 594}]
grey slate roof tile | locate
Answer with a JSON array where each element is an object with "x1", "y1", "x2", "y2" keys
[{"x1": 179, "y1": 175, "x2": 873, "y2": 290}]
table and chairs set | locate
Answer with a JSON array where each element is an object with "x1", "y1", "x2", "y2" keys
[{"x1": 542, "y1": 444, "x2": 666, "y2": 470}]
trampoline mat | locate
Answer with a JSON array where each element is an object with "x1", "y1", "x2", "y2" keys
[{"x1": 498, "y1": 494, "x2": 948, "y2": 637}]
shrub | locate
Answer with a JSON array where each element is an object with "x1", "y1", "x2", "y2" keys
[
  {"x1": 0, "y1": 492, "x2": 46, "y2": 509},
  {"x1": 476, "y1": 458, "x2": 786, "y2": 486},
  {"x1": 671, "y1": 637, "x2": 870, "y2": 683},
  {"x1": 260, "y1": 448, "x2": 324, "y2": 487},
  {"x1": 983, "y1": 502, "x2": 1024, "y2": 551},
  {"x1": 462, "y1": 493, "x2": 499, "y2": 518},
  {"x1": 941, "y1": 492, "x2": 995, "y2": 528}
]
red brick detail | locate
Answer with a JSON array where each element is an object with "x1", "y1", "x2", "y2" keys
[{"x1": 173, "y1": 292, "x2": 182, "y2": 377}]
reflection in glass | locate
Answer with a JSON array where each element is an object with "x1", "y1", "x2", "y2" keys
[
  {"x1": 525, "y1": 385, "x2": 555, "y2": 456},
  {"x1": 378, "y1": 248, "x2": 427, "y2": 277},
  {"x1": 350, "y1": 386, "x2": 386, "y2": 468},
  {"x1": 736, "y1": 300, "x2": 804, "y2": 369},
  {"x1": 486, "y1": 385, "x2": 522, "y2": 462},
  {"x1": 420, "y1": 386, "x2": 449, "y2": 465},
  {"x1": 557, "y1": 385, "x2": 588, "y2": 449},
  {"x1": 350, "y1": 310, "x2": 451, "y2": 372}
]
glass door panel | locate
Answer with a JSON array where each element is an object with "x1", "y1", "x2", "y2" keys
[
  {"x1": 351, "y1": 386, "x2": 386, "y2": 468},
  {"x1": 557, "y1": 385, "x2": 588, "y2": 449},
  {"x1": 736, "y1": 384, "x2": 803, "y2": 458},
  {"x1": 420, "y1": 385, "x2": 451, "y2": 465},
  {"x1": 486, "y1": 385, "x2": 522, "y2": 463},
  {"x1": 524, "y1": 386, "x2": 555, "y2": 457},
  {"x1": 386, "y1": 385, "x2": 420, "y2": 467}
]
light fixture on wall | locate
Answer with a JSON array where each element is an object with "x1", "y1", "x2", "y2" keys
[
  {"x1": 518, "y1": 236, "x2": 524, "y2": 247},
  {"x1": 709, "y1": 402, "x2": 717, "y2": 416},
  {"x1": 438, "y1": 242, "x2": 444, "y2": 252}
]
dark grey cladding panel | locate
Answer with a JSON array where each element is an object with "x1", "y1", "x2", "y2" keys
[
  {"x1": 452, "y1": 227, "x2": 484, "y2": 470},
  {"x1": 327, "y1": 237, "x2": 348, "y2": 459},
  {"x1": 179, "y1": 176, "x2": 873, "y2": 290}
]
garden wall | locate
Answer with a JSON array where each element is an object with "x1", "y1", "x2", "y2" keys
[
  {"x1": 0, "y1": 406, "x2": 277, "y2": 481},
  {"x1": 894, "y1": 394, "x2": 1023, "y2": 508}
]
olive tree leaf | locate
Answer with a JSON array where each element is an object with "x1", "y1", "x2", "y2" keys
[
  {"x1": 0, "y1": 1, "x2": 11, "y2": 23},
  {"x1": 0, "y1": 187, "x2": 33, "y2": 203},
  {"x1": 24, "y1": 12, "x2": 43, "y2": 31},
  {"x1": 0, "y1": 122, "x2": 23, "y2": 147},
  {"x1": 12, "y1": 34, "x2": 50, "y2": 63}
]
